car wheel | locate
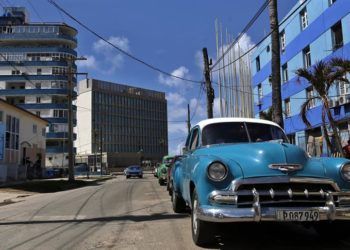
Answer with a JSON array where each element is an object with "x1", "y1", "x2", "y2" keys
[
  {"x1": 139, "y1": 175, "x2": 143, "y2": 178},
  {"x1": 172, "y1": 185, "x2": 186, "y2": 213},
  {"x1": 191, "y1": 189, "x2": 215, "y2": 246},
  {"x1": 158, "y1": 179, "x2": 163, "y2": 185},
  {"x1": 314, "y1": 221, "x2": 350, "y2": 240},
  {"x1": 168, "y1": 182, "x2": 173, "y2": 196},
  {"x1": 126, "y1": 175, "x2": 130, "y2": 179}
]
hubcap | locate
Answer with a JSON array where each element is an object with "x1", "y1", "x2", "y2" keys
[{"x1": 192, "y1": 197, "x2": 198, "y2": 235}]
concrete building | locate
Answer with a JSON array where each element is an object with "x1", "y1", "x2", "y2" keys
[
  {"x1": 76, "y1": 79, "x2": 168, "y2": 171},
  {"x1": 252, "y1": 0, "x2": 350, "y2": 156},
  {"x1": 0, "y1": 99, "x2": 48, "y2": 183},
  {"x1": 0, "y1": 7, "x2": 78, "y2": 168}
]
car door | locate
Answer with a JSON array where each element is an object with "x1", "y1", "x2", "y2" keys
[{"x1": 182, "y1": 127, "x2": 200, "y2": 202}]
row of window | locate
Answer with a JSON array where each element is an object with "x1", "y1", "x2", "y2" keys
[
  {"x1": 92, "y1": 143, "x2": 166, "y2": 155},
  {"x1": 0, "y1": 52, "x2": 75, "y2": 62},
  {"x1": 0, "y1": 25, "x2": 59, "y2": 34},
  {"x1": 255, "y1": 1, "x2": 342, "y2": 73},
  {"x1": 5, "y1": 115, "x2": 19, "y2": 150}
]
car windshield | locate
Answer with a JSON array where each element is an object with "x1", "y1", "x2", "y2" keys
[
  {"x1": 202, "y1": 122, "x2": 288, "y2": 146},
  {"x1": 129, "y1": 166, "x2": 140, "y2": 170}
]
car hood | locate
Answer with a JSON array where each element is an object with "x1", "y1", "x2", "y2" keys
[{"x1": 199, "y1": 142, "x2": 325, "y2": 178}]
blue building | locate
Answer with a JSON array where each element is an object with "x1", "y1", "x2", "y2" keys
[
  {"x1": 252, "y1": 0, "x2": 350, "y2": 156},
  {"x1": 0, "y1": 7, "x2": 78, "y2": 168}
]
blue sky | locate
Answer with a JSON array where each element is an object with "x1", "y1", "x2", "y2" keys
[{"x1": 3, "y1": 0, "x2": 298, "y2": 154}]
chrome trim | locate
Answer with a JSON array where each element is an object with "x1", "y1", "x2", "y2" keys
[
  {"x1": 269, "y1": 164, "x2": 303, "y2": 173},
  {"x1": 197, "y1": 205, "x2": 350, "y2": 223},
  {"x1": 252, "y1": 188, "x2": 261, "y2": 222},
  {"x1": 231, "y1": 177, "x2": 340, "y2": 192},
  {"x1": 326, "y1": 193, "x2": 336, "y2": 221}
]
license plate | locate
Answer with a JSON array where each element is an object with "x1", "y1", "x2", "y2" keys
[{"x1": 276, "y1": 210, "x2": 319, "y2": 221}]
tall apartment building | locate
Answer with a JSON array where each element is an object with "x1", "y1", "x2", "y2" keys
[
  {"x1": 252, "y1": 0, "x2": 350, "y2": 156},
  {"x1": 0, "y1": 7, "x2": 78, "y2": 168},
  {"x1": 76, "y1": 79, "x2": 168, "y2": 170}
]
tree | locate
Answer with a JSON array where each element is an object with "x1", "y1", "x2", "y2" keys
[
  {"x1": 259, "y1": 107, "x2": 273, "y2": 121},
  {"x1": 295, "y1": 60, "x2": 349, "y2": 156},
  {"x1": 268, "y1": 0, "x2": 284, "y2": 128}
]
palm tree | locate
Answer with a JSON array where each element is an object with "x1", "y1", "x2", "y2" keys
[
  {"x1": 268, "y1": 0, "x2": 284, "y2": 128},
  {"x1": 295, "y1": 60, "x2": 349, "y2": 156}
]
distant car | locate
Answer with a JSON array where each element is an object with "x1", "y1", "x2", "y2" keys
[
  {"x1": 124, "y1": 165, "x2": 143, "y2": 179},
  {"x1": 172, "y1": 118, "x2": 350, "y2": 246},
  {"x1": 167, "y1": 155, "x2": 183, "y2": 195},
  {"x1": 157, "y1": 155, "x2": 174, "y2": 185}
]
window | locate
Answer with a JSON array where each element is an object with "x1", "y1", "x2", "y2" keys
[
  {"x1": 36, "y1": 97, "x2": 41, "y2": 103},
  {"x1": 280, "y1": 30, "x2": 286, "y2": 52},
  {"x1": 35, "y1": 83, "x2": 41, "y2": 89},
  {"x1": 338, "y1": 81, "x2": 350, "y2": 95},
  {"x1": 33, "y1": 124, "x2": 37, "y2": 134},
  {"x1": 300, "y1": 8, "x2": 308, "y2": 30},
  {"x1": 256, "y1": 56, "x2": 261, "y2": 72},
  {"x1": 306, "y1": 87, "x2": 316, "y2": 108},
  {"x1": 11, "y1": 70, "x2": 20, "y2": 75},
  {"x1": 282, "y1": 63, "x2": 288, "y2": 83},
  {"x1": 37, "y1": 68, "x2": 42, "y2": 75},
  {"x1": 329, "y1": 0, "x2": 336, "y2": 6},
  {"x1": 331, "y1": 21, "x2": 343, "y2": 50},
  {"x1": 284, "y1": 99, "x2": 291, "y2": 117},
  {"x1": 258, "y1": 84, "x2": 263, "y2": 100},
  {"x1": 35, "y1": 111, "x2": 41, "y2": 116},
  {"x1": 5, "y1": 115, "x2": 19, "y2": 150},
  {"x1": 53, "y1": 110, "x2": 68, "y2": 118},
  {"x1": 189, "y1": 129, "x2": 199, "y2": 150},
  {"x1": 303, "y1": 46, "x2": 311, "y2": 68}
]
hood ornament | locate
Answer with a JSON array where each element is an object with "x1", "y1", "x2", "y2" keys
[{"x1": 268, "y1": 164, "x2": 303, "y2": 173}]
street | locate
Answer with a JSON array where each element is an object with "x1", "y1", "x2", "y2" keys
[{"x1": 0, "y1": 175, "x2": 350, "y2": 250}]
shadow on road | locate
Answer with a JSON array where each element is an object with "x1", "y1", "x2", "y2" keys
[
  {"x1": 206, "y1": 223, "x2": 350, "y2": 250},
  {"x1": 0, "y1": 213, "x2": 188, "y2": 226}
]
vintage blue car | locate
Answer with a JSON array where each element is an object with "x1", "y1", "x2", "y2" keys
[{"x1": 172, "y1": 118, "x2": 350, "y2": 246}]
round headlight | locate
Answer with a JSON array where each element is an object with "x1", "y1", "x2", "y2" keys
[
  {"x1": 207, "y1": 162, "x2": 228, "y2": 181},
  {"x1": 341, "y1": 163, "x2": 350, "y2": 181}
]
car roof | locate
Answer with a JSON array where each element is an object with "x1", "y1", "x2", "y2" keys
[{"x1": 195, "y1": 118, "x2": 281, "y2": 130}]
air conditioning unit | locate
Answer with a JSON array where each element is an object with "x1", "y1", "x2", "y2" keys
[
  {"x1": 339, "y1": 96, "x2": 346, "y2": 105},
  {"x1": 329, "y1": 99, "x2": 335, "y2": 108}
]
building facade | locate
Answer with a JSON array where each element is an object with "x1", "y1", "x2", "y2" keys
[
  {"x1": 76, "y1": 79, "x2": 168, "y2": 170},
  {"x1": 252, "y1": 0, "x2": 350, "y2": 156},
  {"x1": 0, "y1": 7, "x2": 78, "y2": 168},
  {"x1": 0, "y1": 99, "x2": 48, "y2": 183}
]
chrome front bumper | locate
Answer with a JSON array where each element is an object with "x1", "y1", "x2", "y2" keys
[{"x1": 197, "y1": 205, "x2": 350, "y2": 223}]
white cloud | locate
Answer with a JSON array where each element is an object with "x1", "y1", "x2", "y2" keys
[
  {"x1": 195, "y1": 51, "x2": 203, "y2": 71},
  {"x1": 93, "y1": 36, "x2": 130, "y2": 53},
  {"x1": 92, "y1": 36, "x2": 130, "y2": 73},
  {"x1": 76, "y1": 55, "x2": 97, "y2": 69},
  {"x1": 158, "y1": 66, "x2": 190, "y2": 88}
]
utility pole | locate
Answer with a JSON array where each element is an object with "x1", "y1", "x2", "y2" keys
[
  {"x1": 100, "y1": 125, "x2": 103, "y2": 176},
  {"x1": 67, "y1": 57, "x2": 86, "y2": 182},
  {"x1": 269, "y1": 0, "x2": 284, "y2": 128},
  {"x1": 187, "y1": 103, "x2": 191, "y2": 135},
  {"x1": 203, "y1": 48, "x2": 214, "y2": 119}
]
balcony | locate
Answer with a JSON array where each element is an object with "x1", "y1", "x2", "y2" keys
[
  {"x1": 0, "y1": 61, "x2": 77, "y2": 68},
  {"x1": 0, "y1": 33, "x2": 77, "y2": 46},
  {"x1": 17, "y1": 103, "x2": 77, "y2": 110},
  {"x1": 0, "y1": 74, "x2": 74, "y2": 82},
  {"x1": 0, "y1": 46, "x2": 77, "y2": 56},
  {"x1": 46, "y1": 146, "x2": 76, "y2": 154},
  {"x1": 0, "y1": 88, "x2": 77, "y2": 96},
  {"x1": 46, "y1": 132, "x2": 77, "y2": 140},
  {"x1": 45, "y1": 117, "x2": 77, "y2": 125}
]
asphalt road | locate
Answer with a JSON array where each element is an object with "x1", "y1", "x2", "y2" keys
[{"x1": 0, "y1": 175, "x2": 350, "y2": 250}]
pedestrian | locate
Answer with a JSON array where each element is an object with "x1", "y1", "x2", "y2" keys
[{"x1": 342, "y1": 139, "x2": 350, "y2": 159}]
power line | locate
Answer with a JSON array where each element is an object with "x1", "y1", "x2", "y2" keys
[
  {"x1": 47, "y1": 0, "x2": 204, "y2": 85},
  {"x1": 211, "y1": 0, "x2": 270, "y2": 70},
  {"x1": 211, "y1": 0, "x2": 308, "y2": 73}
]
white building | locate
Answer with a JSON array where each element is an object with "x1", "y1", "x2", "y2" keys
[{"x1": 0, "y1": 99, "x2": 48, "y2": 183}]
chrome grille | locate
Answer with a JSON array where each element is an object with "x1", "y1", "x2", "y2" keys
[{"x1": 235, "y1": 182, "x2": 338, "y2": 208}]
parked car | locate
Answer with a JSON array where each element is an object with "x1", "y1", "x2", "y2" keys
[
  {"x1": 124, "y1": 165, "x2": 143, "y2": 179},
  {"x1": 172, "y1": 118, "x2": 350, "y2": 246},
  {"x1": 157, "y1": 155, "x2": 174, "y2": 185},
  {"x1": 167, "y1": 155, "x2": 183, "y2": 196},
  {"x1": 153, "y1": 163, "x2": 160, "y2": 177}
]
